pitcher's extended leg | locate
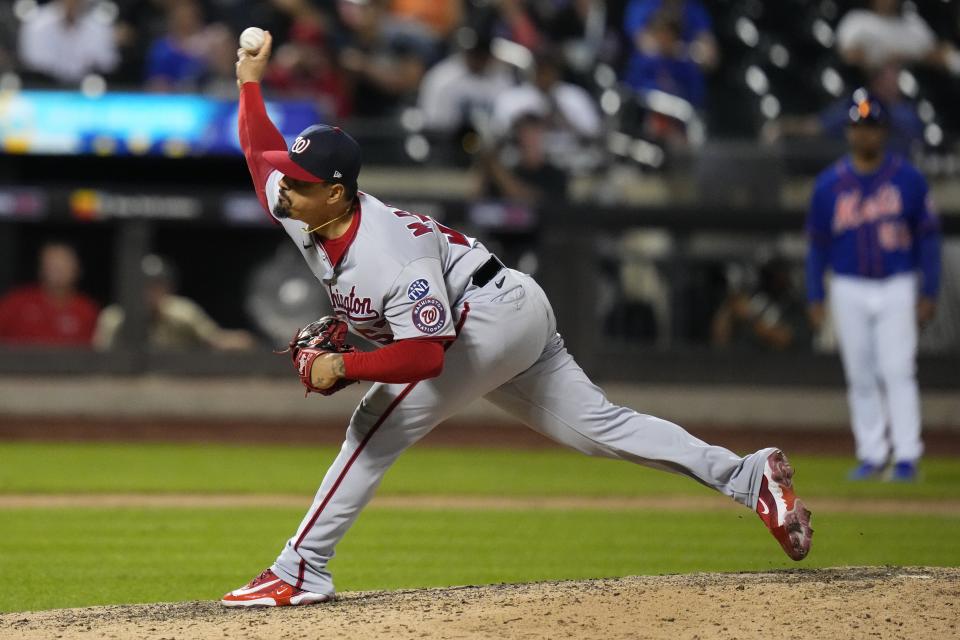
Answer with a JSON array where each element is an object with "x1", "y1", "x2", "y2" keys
[
  {"x1": 485, "y1": 277, "x2": 810, "y2": 559},
  {"x1": 486, "y1": 333, "x2": 769, "y2": 508}
]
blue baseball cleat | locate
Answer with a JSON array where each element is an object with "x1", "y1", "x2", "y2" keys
[
  {"x1": 889, "y1": 460, "x2": 918, "y2": 482},
  {"x1": 848, "y1": 461, "x2": 884, "y2": 481}
]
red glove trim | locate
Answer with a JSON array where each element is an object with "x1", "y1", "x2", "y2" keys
[
  {"x1": 295, "y1": 348, "x2": 329, "y2": 394},
  {"x1": 294, "y1": 348, "x2": 358, "y2": 397}
]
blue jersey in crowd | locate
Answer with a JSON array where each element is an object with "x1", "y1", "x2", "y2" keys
[
  {"x1": 805, "y1": 153, "x2": 941, "y2": 302},
  {"x1": 623, "y1": 0, "x2": 713, "y2": 44},
  {"x1": 622, "y1": 0, "x2": 711, "y2": 107}
]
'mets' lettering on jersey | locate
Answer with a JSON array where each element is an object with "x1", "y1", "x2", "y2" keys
[
  {"x1": 833, "y1": 183, "x2": 910, "y2": 252},
  {"x1": 833, "y1": 184, "x2": 903, "y2": 232},
  {"x1": 806, "y1": 154, "x2": 941, "y2": 296}
]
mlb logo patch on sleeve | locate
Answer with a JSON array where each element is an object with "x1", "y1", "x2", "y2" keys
[
  {"x1": 407, "y1": 279, "x2": 430, "y2": 301},
  {"x1": 412, "y1": 297, "x2": 446, "y2": 334}
]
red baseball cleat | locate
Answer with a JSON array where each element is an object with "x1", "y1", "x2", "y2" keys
[
  {"x1": 221, "y1": 569, "x2": 331, "y2": 607},
  {"x1": 756, "y1": 450, "x2": 813, "y2": 561}
]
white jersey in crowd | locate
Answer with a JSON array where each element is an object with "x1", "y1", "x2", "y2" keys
[
  {"x1": 18, "y1": 1, "x2": 119, "y2": 83},
  {"x1": 264, "y1": 171, "x2": 491, "y2": 345},
  {"x1": 491, "y1": 82, "x2": 602, "y2": 140},
  {"x1": 836, "y1": 9, "x2": 936, "y2": 69},
  {"x1": 417, "y1": 54, "x2": 515, "y2": 133}
]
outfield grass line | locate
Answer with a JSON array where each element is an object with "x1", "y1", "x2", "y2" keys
[{"x1": 0, "y1": 493, "x2": 958, "y2": 515}]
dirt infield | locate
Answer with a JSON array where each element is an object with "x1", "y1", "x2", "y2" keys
[{"x1": 1, "y1": 567, "x2": 955, "y2": 640}]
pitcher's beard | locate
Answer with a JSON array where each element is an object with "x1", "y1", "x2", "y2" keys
[{"x1": 273, "y1": 201, "x2": 291, "y2": 219}]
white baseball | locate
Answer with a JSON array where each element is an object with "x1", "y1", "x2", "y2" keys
[{"x1": 239, "y1": 27, "x2": 265, "y2": 53}]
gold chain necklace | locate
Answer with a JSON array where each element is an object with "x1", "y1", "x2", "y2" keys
[{"x1": 302, "y1": 209, "x2": 353, "y2": 235}]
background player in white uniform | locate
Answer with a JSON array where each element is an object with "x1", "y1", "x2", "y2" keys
[
  {"x1": 222, "y1": 35, "x2": 813, "y2": 607},
  {"x1": 807, "y1": 90, "x2": 942, "y2": 482}
]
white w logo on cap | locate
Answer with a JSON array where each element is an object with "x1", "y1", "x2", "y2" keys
[
  {"x1": 291, "y1": 137, "x2": 310, "y2": 154},
  {"x1": 333, "y1": 170, "x2": 342, "y2": 178}
]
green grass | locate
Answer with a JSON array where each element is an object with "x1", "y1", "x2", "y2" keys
[
  {"x1": 0, "y1": 442, "x2": 957, "y2": 499},
  {"x1": 0, "y1": 442, "x2": 957, "y2": 613},
  {"x1": 0, "y1": 506, "x2": 957, "y2": 613}
]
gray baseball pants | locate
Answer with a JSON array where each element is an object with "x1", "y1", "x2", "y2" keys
[{"x1": 272, "y1": 269, "x2": 774, "y2": 595}]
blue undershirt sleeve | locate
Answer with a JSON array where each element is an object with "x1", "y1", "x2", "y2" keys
[
  {"x1": 917, "y1": 232, "x2": 941, "y2": 298},
  {"x1": 805, "y1": 242, "x2": 830, "y2": 303},
  {"x1": 912, "y1": 179, "x2": 942, "y2": 299},
  {"x1": 805, "y1": 181, "x2": 832, "y2": 303}
]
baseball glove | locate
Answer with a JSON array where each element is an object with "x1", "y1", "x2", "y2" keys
[{"x1": 281, "y1": 316, "x2": 357, "y2": 396}]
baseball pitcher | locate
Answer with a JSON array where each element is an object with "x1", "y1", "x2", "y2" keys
[
  {"x1": 222, "y1": 33, "x2": 813, "y2": 607},
  {"x1": 806, "y1": 89, "x2": 942, "y2": 482}
]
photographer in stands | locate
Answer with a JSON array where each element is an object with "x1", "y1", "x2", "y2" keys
[{"x1": 94, "y1": 255, "x2": 254, "y2": 352}]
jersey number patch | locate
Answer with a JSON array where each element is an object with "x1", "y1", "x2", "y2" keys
[{"x1": 394, "y1": 210, "x2": 469, "y2": 246}]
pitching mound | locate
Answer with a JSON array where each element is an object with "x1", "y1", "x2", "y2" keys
[{"x1": 2, "y1": 567, "x2": 956, "y2": 640}]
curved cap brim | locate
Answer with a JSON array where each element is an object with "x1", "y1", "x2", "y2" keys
[{"x1": 262, "y1": 150, "x2": 325, "y2": 183}]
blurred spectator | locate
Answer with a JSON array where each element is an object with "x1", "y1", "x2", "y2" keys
[
  {"x1": 491, "y1": 0, "x2": 543, "y2": 51},
  {"x1": 623, "y1": 9, "x2": 704, "y2": 108},
  {"x1": 476, "y1": 1, "x2": 614, "y2": 81},
  {"x1": 531, "y1": 0, "x2": 594, "y2": 43},
  {"x1": 601, "y1": 243, "x2": 665, "y2": 344},
  {"x1": 265, "y1": 1, "x2": 351, "y2": 118},
  {"x1": 110, "y1": 1, "x2": 169, "y2": 85},
  {"x1": 528, "y1": 0, "x2": 615, "y2": 78},
  {"x1": 623, "y1": 0, "x2": 718, "y2": 73},
  {"x1": 418, "y1": 28, "x2": 515, "y2": 136},
  {"x1": 17, "y1": 0, "x2": 119, "y2": 85},
  {"x1": 391, "y1": 0, "x2": 462, "y2": 39},
  {"x1": 711, "y1": 258, "x2": 810, "y2": 351},
  {"x1": 761, "y1": 64, "x2": 923, "y2": 156},
  {"x1": 490, "y1": 48, "x2": 602, "y2": 170},
  {"x1": 335, "y1": 0, "x2": 437, "y2": 117},
  {"x1": 620, "y1": 1, "x2": 715, "y2": 144},
  {"x1": 473, "y1": 112, "x2": 566, "y2": 273},
  {"x1": 213, "y1": 0, "x2": 292, "y2": 36},
  {"x1": 94, "y1": 255, "x2": 255, "y2": 351},
  {"x1": 0, "y1": 2, "x2": 17, "y2": 74},
  {"x1": 475, "y1": 113, "x2": 569, "y2": 205},
  {"x1": 836, "y1": 0, "x2": 959, "y2": 74},
  {"x1": 0, "y1": 243, "x2": 99, "y2": 346},
  {"x1": 203, "y1": 23, "x2": 245, "y2": 97},
  {"x1": 145, "y1": 0, "x2": 227, "y2": 92},
  {"x1": 919, "y1": 240, "x2": 960, "y2": 353}
]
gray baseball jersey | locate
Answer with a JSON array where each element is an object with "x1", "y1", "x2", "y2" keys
[
  {"x1": 266, "y1": 172, "x2": 490, "y2": 345},
  {"x1": 263, "y1": 173, "x2": 776, "y2": 596}
]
